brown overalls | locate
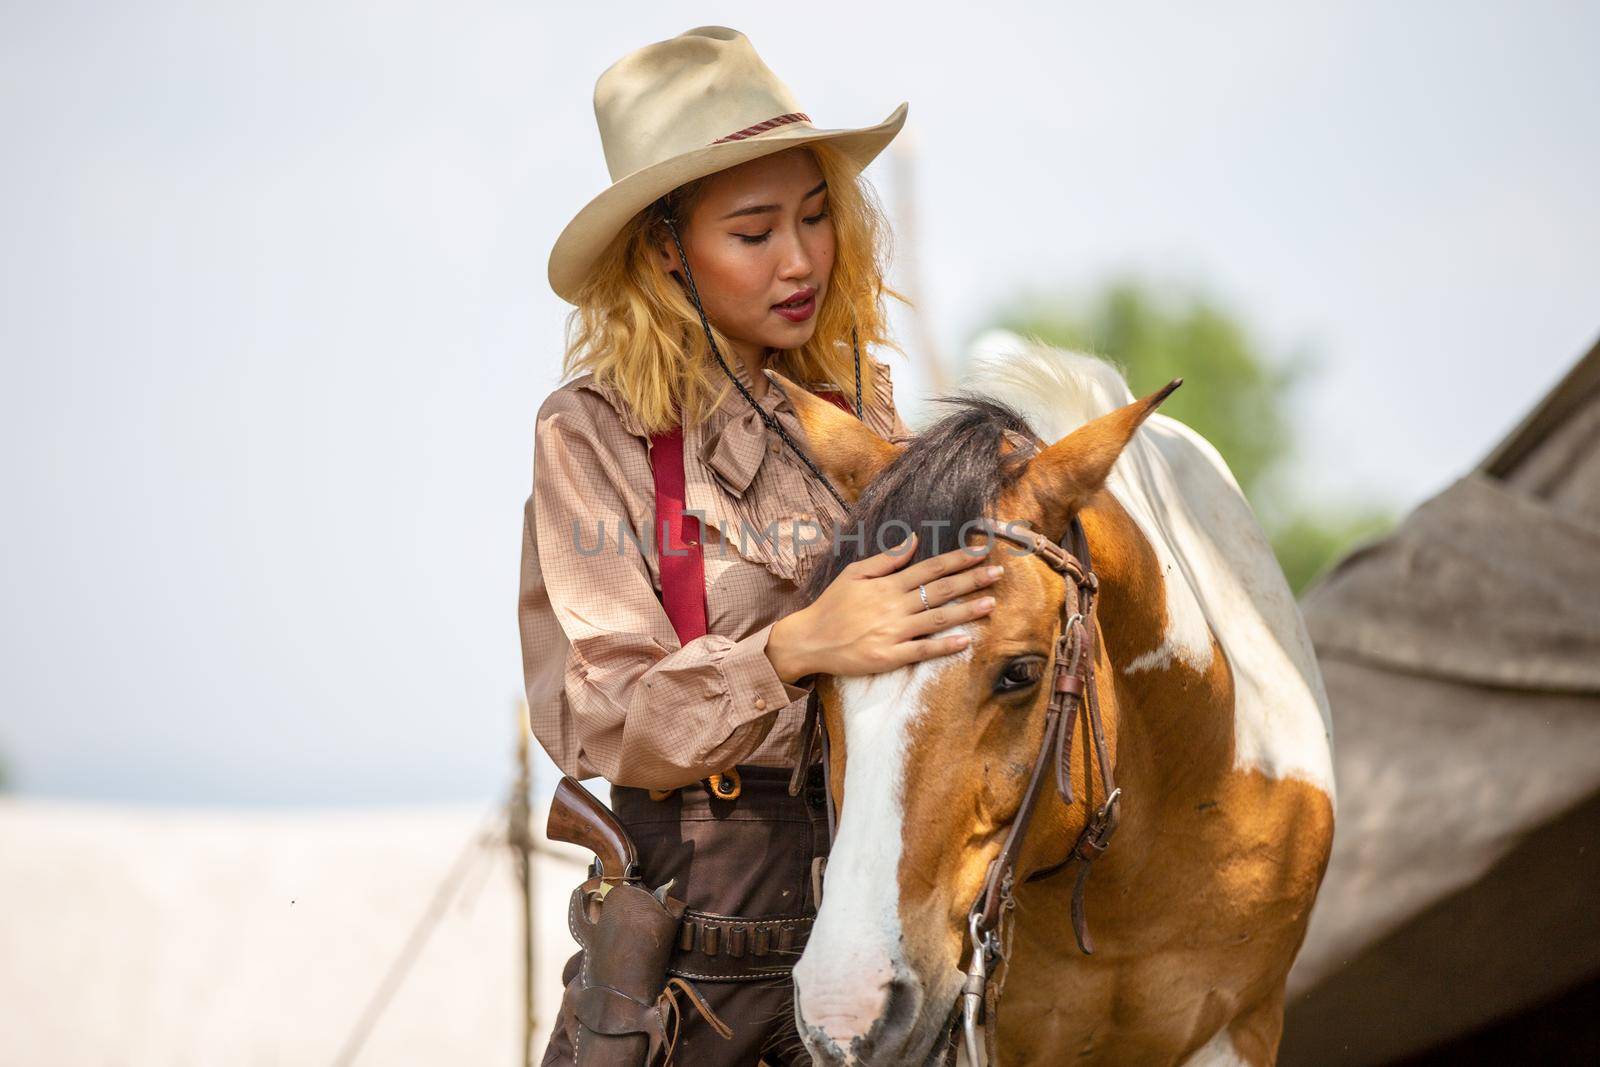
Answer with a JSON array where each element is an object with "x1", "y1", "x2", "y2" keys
[{"x1": 518, "y1": 355, "x2": 909, "y2": 1063}]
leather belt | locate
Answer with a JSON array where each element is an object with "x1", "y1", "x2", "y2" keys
[{"x1": 667, "y1": 909, "x2": 814, "y2": 982}]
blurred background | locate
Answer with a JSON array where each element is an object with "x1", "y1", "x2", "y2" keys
[{"x1": 2, "y1": 2, "x2": 1596, "y2": 1064}]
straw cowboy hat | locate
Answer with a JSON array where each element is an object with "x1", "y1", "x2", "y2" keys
[{"x1": 547, "y1": 25, "x2": 908, "y2": 304}]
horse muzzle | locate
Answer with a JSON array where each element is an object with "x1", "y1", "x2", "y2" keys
[{"x1": 796, "y1": 968, "x2": 959, "y2": 1066}]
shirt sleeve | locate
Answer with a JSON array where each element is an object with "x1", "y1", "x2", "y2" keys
[{"x1": 518, "y1": 388, "x2": 811, "y2": 789}]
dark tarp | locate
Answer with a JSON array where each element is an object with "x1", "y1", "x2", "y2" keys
[{"x1": 1281, "y1": 335, "x2": 1600, "y2": 1066}]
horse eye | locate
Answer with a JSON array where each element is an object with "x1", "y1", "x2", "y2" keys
[{"x1": 994, "y1": 656, "x2": 1046, "y2": 694}]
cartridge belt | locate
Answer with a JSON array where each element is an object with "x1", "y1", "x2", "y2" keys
[{"x1": 666, "y1": 909, "x2": 814, "y2": 982}]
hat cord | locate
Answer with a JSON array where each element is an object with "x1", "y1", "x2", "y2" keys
[{"x1": 660, "y1": 211, "x2": 862, "y2": 512}]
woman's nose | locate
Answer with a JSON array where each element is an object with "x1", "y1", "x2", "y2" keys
[{"x1": 777, "y1": 227, "x2": 814, "y2": 279}]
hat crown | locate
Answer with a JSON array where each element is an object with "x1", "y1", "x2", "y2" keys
[{"x1": 594, "y1": 26, "x2": 807, "y2": 183}]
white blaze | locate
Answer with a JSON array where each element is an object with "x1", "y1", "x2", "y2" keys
[{"x1": 794, "y1": 633, "x2": 972, "y2": 1046}]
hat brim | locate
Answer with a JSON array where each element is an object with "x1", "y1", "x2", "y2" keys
[{"x1": 548, "y1": 101, "x2": 909, "y2": 304}]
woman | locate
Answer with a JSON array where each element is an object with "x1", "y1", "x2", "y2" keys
[{"x1": 519, "y1": 26, "x2": 1004, "y2": 1065}]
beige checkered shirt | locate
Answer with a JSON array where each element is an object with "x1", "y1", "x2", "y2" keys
[{"x1": 519, "y1": 353, "x2": 911, "y2": 789}]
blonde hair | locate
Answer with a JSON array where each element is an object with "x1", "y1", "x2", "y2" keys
[{"x1": 559, "y1": 141, "x2": 908, "y2": 434}]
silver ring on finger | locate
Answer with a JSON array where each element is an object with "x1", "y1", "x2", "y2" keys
[{"x1": 918, "y1": 583, "x2": 931, "y2": 610}]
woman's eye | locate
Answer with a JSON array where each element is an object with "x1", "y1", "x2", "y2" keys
[
  {"x1": 995, "y1": 656, "x2": 1045, "y2": 694},
  {"x1": 733, "y1": 212, "x2": 829, "y2": 246}
]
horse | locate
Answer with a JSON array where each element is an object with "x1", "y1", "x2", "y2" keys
[{"x1": 772, "y1": 340, "x2": 1336, "y2": 1066}]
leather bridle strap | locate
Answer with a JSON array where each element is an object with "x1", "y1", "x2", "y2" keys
[
  {"x1": 977, "y1": 702, "x2": 1063, "y2": 932},
  {"x1": 1025, "y1": 518, "x2": 1121, "y2": 953},
  {"x1": 963, "y1": 516, "x2": 1113, "y2": 943},
  {"x1": 954, "y1": 513, "x2": 1119, "y2": 1065}
]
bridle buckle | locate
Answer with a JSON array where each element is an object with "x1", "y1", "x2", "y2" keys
[{"x1": 1080, "y1": 786, "x2": 1122, "y2": 856}]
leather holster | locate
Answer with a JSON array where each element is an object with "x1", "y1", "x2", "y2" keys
[{"x1": 564, "y1": 875, "x2": 690, "y2": 1066}]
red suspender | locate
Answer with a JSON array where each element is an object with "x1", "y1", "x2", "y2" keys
[
  {"x1": 649, "y1": 389, "x2": 854, "y2": 646},
  {"x1": 649, "y1": 422, "x2": 708, "y2": 644}
]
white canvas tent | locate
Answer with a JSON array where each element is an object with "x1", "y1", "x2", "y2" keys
[{"x1": 0, "y1": 797, "x2": 585, "y2": 1066}]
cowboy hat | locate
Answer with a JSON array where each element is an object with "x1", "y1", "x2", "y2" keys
[{"x1": 547, "y1": 25, "x2": 908, "y2": 304}]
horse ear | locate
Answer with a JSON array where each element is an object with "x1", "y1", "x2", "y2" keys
[
  {"x1": 1019, "y1": 379, "x2": 1182, "y2": 537},
  {"x1": 768, "y1": 370, "x2": 904, "y2": 503}
]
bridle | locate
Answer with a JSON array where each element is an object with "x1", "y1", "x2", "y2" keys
[
  {"x1": 953, "y1": 512, "x2": 1119, "y2": 1066},
  {"x1": 788, "y1": 504, "x2": 1122, "y2": 1067}
]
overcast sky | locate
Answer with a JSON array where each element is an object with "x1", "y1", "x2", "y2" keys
[{"x1": 3, "y1": 1, "x2": 1596, "y2": 806}]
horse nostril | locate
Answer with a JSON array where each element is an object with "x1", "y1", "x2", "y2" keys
[
  {"x1": 799, "y1": 973, "x2": 924, "y2": 1063},
  {"x1": 881, "y1": 975, "x2": 920, "y2": 1035}
]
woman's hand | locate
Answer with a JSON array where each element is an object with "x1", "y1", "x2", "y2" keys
[{"x1": 767, "y1": 531, "x2": 1004, "y2": 683}]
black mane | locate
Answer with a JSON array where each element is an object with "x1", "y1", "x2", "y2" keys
[{"x1": 803, "y1": 396, "x2": 1039, "y2": 603}]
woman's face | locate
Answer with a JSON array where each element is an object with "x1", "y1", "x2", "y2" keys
[{"x1": 659, "y1": 146, "x2": 836, "y2": 362}]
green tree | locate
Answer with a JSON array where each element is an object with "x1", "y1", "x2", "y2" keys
[{"x1": 980, "y1": 278, "x2": 1391, "y2": 594}]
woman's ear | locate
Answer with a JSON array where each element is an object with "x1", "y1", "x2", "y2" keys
[{"x1": 656, "y1": 235, "x2": 682, "y2": 278}]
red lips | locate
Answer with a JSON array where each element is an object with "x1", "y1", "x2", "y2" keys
[{"x1": 773, "y1": 285, "x2": 816, "y2": 308}]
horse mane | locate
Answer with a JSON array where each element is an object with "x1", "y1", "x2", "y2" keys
[
  {"x1": 801, "y1": 394, "x2": 1037, "y2": 601},
  {"x1": 801, "y1": 331, "x2": 1135, "y2": 601},
  {"x1": 963, "y1": 328, "x2": 1136, "y2": 441}
]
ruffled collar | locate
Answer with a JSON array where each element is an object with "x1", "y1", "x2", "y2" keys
[
  {"x1": 573, "y1": 352, "x2": 888, "y2": 583},
  {"x1": 575, "y1": 356, "x2": 814, "y2": 498},
  {"x1": 695, "y1": 355, "x2": 796, "y2": 498}
]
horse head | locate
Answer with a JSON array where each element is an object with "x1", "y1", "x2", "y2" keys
[{"x1": 774, "y1": 369, "x2": 1178, "y2": 1066}]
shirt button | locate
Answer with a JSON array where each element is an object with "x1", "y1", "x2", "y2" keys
[
  {"x1": 753, "y1": 697, "x2": 767, "y2": 711},
  {"x1": 768, "y1": 441, "x2": 781, "y2": 454}
]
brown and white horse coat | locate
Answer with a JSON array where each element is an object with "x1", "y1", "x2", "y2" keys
[{"x1": 778, "y1": 342, "x2": 1335, "y2": 1066}]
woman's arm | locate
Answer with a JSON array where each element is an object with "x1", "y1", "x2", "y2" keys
[{"x1": 518, "y1": 389, "x2": 810, "y2": 790}]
